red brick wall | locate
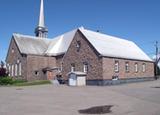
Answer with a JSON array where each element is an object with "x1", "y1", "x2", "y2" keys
[
  {"x1": 62, "y1": 30, "x2": 103, "y2": 80},
  {"x1": 6, "y1": 38, "x2": 27, "y2": 80},
  {"x1": 102, "y1": 57, "x2": 154, "y2": 80},
  {"x1": 27, "y1": 55, "x2": 56, "y2": 81}
]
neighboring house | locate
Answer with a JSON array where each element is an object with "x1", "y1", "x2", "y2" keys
[{"x1": 5, "y1": 0, "x2": 154, "y2": 85}]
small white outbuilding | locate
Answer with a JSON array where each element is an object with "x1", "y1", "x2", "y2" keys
[{"x1": 68, "y1": 71, "x2": 86, "y2": 86}]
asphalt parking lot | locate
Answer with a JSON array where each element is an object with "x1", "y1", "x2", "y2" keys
[{"x1": 0, "y1": 80, "x2": 160, "y2": 115}]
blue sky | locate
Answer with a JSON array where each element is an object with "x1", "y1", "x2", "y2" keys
[{"x1": 0, "y1": 0, "x2": 160, "y2": 62}]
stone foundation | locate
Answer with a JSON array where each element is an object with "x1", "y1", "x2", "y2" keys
[{"x1": 86, "y1": 77, "x2": 155, "y2": 86}]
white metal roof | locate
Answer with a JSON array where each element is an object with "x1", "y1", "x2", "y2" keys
[
  {"x1": 45, "y1": 29, "x2": 77, "y2": 56},
  {"x1": 13, "y1": 33, "x2": 52, "y2": 55},
  {"x1": 79, "y1": 28, "x2": 153, "y2": 61},
  {"x1": 13, "y1": 27, "x2": 153, "y2": 62}
]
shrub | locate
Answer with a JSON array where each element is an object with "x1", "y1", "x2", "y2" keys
[
  {"x1": 0, "y1": 61, "x2": 7, "y2": 77},
  {"x1": 0, "y1": 77, "x2": 14, "y2": 85}
]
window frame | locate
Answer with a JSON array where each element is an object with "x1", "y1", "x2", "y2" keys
[
  {"x1": 114, "y1": 61, "x2": 119, "y2": 72},
  {"x1": 11, "y1": 64, "x2": 14, "y2": 77},
  {"x1": 71, "y1": 63, "x2": 75, "y2": 72},
  {"x1": 135, "y1": 63, "x2": 138, "y2": 73},
  {"x1": 35, "y1": 71, "x2": 39, "y2": 76},
  {"x1": 83, "y1": 63, "x2": 88, "y2": 73},
  {"x1": 15, "y1": 64, "x2": 18, "y2": 76},
  {"x1": 142, "y1": 63, "x2": 146, "y2": 72},
  {"x1": 76, "y1": 40, "x2": 81, "y2": 52},
  {"x1": 19, "y1": 62, "x2": 22, "y2": 76},
  {"x1": 125, "y1": 62, "x2": 129, "y2": 72}
]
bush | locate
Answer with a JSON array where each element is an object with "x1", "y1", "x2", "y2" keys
[
  {"x1": 0, "y1": 77, "x2": 14, "y2": 85},
  {"x1": 0, "y1": 61, "x2": 7, "y2": 77}
]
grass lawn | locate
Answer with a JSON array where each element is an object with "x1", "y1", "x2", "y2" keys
[
  {"x1": 13, "y1": 80, "x2": 51, "y2": 86},
  {"x1": 0, "y1": 77, "x2": 52, "y2": 86}
]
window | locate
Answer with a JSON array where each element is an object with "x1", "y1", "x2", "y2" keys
[
  {"x1": 8, "y1": 64, "x2": 11, "y2": 76},
  {"x1": 114, "y1": 61, "x2": 119, "y2": 72},
  {"x1": 19, "y1": 62, "x2": 22, "y2": 76},
  {"x1": 125, "y1": 62, "x2": 129, "y2": 72},
  {"x1": 11, "y1": 65, "x2": 14, "y2": 77},
  {"x1": 17, "y1": 59, "x2": 20, "y2": 63},
  {"x1": 71, "y1": 63, "x2": 75, "y2": 72},
  {"x1": 83, "y1": 63, "x2": 88, "y2": 73},
  {"x1": 76, "y1": 41, "x2": 81, "y2": 52},
  {"x1": 15, "y1": 64, "x2": 17, "y2": 76},
  {"x1": 112, "y1": 75, "x2": 118, "y2": 80},
  {"x1": 35, "y1": 71, "x2": 39, "y2": 76},
  {"x1": 142, "y1": 63, "x2": 146, "y2": 72},
  {"x1": 11, "y1": 48, "x2": 14, "y2": 53},
  {"x1": 135, "y1": 63, "x2": 138, "y2": 73}
]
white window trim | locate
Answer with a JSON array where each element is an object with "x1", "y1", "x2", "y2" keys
[
  {"x1": 83, "y1": 64, "x2": 88, "y2": 73},
  {"x1": 114, "y1": 61, "x2": 119, "y2": 72},
  {"x1": 15, "y1": 64, "x2": 17, "y2": 76},
  {"x1": 8, "y1": 64, "x2": 11, "y2": 76},
  {"x1": 142, "y1": 63, "x2": 146, "y2": 72},
  {"x1": 71, "y1": 64, "x2": 75, "y2": 72},
  {"x1": 125, "y1": 62, "x2": 129, "y2": 72},
  {"x1": 71, "y1": 67, "x2": 75, "y2": 72},
  {"x1": 135, "y1": 63, "x2": 138, "y2": 73},
  {"x1": 19, "y1": 62, "x2": 22, "y2": 76},
  {"x1": 11, "y1": 65, "x2": 14, "y2": 77}
]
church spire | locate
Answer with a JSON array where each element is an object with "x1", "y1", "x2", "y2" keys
[{"x1": 35, "y1": 0, "x2": 48, "y2": 38}]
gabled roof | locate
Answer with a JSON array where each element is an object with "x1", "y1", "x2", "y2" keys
[
  {"x1": 12, "y1": 27, "x2": 153, "y2": 62},
  {"x1": 79, "y1": 28, "x2": 152, "y2": 62},
  {"x1": 13, "y1": 33, "x2": 52, "y2": 55},
  {"x1": 45, "y1": 29, "x2": 77, "y2": 56}
]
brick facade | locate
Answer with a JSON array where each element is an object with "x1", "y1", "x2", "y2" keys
[
  {"x1": 6, "y1": 38, "x2": 57, "y2": 81},
  {"x1": 62, "y1": 30, "x2": 103, "y2": 80},
  {"x1": 6, "y1": 38, "x2": 27, "y2": 80},
  {"x1": 61, "y1": 30, "x2": 155, "y2": 85},
  {"x1": 6, "y1": 30, "x2": 155, "y2": 84},
  {"x1": 102, "y1": 57, "x2": 154, "y2": 80},
  {"x1": 26, "y1": 55, "x2": 56, "y2": 81}
]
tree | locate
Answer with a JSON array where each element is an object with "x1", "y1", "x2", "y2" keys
[{"x1": 0, "y1": 61, "x2": 7, "y2": 77}]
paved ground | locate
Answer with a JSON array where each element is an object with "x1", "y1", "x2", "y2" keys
[{"x1": 0, "y1": 80, "x2": 160, "y2": 115}]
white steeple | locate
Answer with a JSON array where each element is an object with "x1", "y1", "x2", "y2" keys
[
  {"x1": 35, "y1": 0, "x2": 48, "y2": 38},
  {"x1": 39, "y1": 0, "x2": 45, "y2": 27}
]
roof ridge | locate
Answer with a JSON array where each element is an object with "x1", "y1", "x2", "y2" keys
[
  {"x1": 13, "y1": 33, "x2": 52, "y2": 40},
  {"x1": 79, "y1": 28, "x2": 133, "y2": 43}
]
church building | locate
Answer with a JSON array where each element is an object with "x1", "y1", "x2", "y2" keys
[{"x1": 6, "y1": 0, "x2": 155, "y2": 85}]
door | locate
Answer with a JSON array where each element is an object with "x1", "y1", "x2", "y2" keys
[
  {"x1": 69, "y1": 74, "x2": 77, "y2": 86},
  {"x1": 77, "y1": 76, "x2": 86, "y2": 86}
]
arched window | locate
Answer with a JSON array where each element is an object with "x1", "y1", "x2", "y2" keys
[
  {"x1": 142, "y1": 63, "x2": 146, "y2": 72},
  {"x1": 71, "y1": 63, "x2": 75, "y2": 72},
  {"x1": 7, "y1": 64, "x2": 11, "y2": 76},
  {"x1": 135, "y1": 63, "x2": 138, "y2": 73},
  {"x1": 11, "y1": 65, "x2": 14, "y2": 77},
  {"x1": 125, "y1": 62, "x2": 129, "y2": 72},
  {"x1": 83, "y1": 63, "x2": 88, "y2": 73},
  {"x1": 15, "y1": 64, "x2": 18, "y2": 76},
  {"x1": 19, "y1": 62, "x2": 22, "y2": 76},
  {"x1": 114, "y1": 61, "x2": 119, "y2": 72}
]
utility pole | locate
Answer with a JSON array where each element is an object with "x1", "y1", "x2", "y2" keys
[{"x1": 155, "y1": 41, "x2": 158, "y2": 78}]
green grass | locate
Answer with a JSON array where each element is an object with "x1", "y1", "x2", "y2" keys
[
  {"x1": 13, "y1": 80, "x2": 51, "y2": 86},
  {"x1": 0, "y1": 76, "x2": 51, "y2": 86}
]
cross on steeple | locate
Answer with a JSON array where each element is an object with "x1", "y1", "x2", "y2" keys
[{"x1": 35, "y1": 0, "x2": 48, "y2": 38}]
